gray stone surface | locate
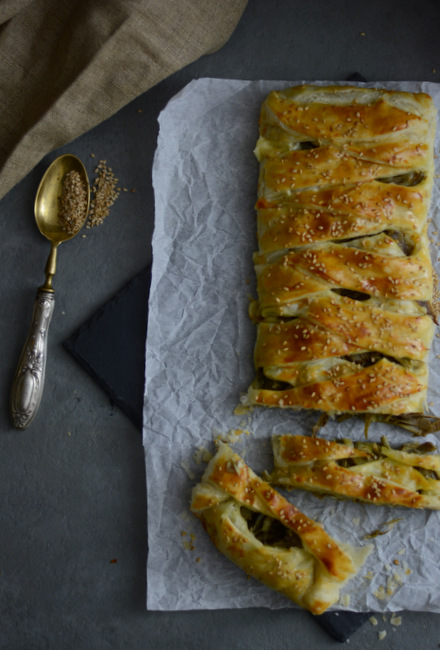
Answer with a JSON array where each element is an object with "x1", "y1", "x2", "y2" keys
[{"x1": 1, "y1": 1, "x2": 440, "y2": 647}]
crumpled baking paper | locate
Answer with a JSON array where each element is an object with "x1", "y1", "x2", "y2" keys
[{"x1": 143, "y1": 78, "x2": 440, "y2": 613}]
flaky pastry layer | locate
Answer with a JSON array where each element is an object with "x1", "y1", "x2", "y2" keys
[
  {"x1": 191, "y1": 443, "x2": 370, "y2": 614},
  {"x1": 269, "y1": 434, "x2": 440, "y2": 509}
]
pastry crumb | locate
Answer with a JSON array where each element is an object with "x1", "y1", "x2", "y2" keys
[
  {"x1": 182, "y1": 532, "x2": 196, "y2": 551},
  {"x1": 179, "y1": 510, "x2": 191, "y2": 522},
  {"x1": 215, "y1": 428, "x2": 249, "y2": 445},
  {"x1": 340, "y1": 593, "x2": 350, "y2": 607},
  {"x1": 193, "y1": 446, "x2": 213, "y2": 465},
  {"x1": 374, "y1": 585, "x2": 387, "y2": 600},
  {"x1": 180, "y1": 459, "x2": 195, "y2": 480}
]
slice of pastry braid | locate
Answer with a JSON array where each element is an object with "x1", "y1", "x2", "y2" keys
[
  {"x1": 191, "y1": 443, "x2": 371, "y2": 614},
  {"x1": 245, "y1": 84, "x2": 437, "y2": 416},
  {"x1": 269, "y1": 434, "x2": 440, "y2": 509}
]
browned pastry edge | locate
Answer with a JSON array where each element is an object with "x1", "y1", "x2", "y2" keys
[
  {"x1": 254, "y1": 238, "x2": 433, "y2": 309},
  {"x1": 262, "y1": 86, "x2": 434, "y2": 145},
  {"x1": 254, "y1": 294, "x2": 433, "y2": 365},
  {"x1": 247, "y1": 357, "x2": 426, "y2": 414}
]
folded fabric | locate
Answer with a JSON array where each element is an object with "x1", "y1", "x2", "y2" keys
[{"x1": 0, "y1": 0, "x2": 247, "y2": 199}]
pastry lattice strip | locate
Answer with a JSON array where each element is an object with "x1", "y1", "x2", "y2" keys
[{"x1": 269, "y1": 434, "x2": 440, "y2": 510}]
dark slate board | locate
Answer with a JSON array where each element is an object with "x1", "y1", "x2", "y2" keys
[
  {"x1": 63, "y1": 265, "x2": 151, "y2": 430},
  {"x1": 315, "y1": 610, "x2": 371, "y2": 643}
]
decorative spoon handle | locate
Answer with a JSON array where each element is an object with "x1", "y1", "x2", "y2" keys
[{"x1": 10, "y1": 290, "x2": 55, "y2": 429}]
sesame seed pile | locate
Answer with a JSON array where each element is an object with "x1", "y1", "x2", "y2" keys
[
  {"x1": 57, "y1": 170, "x2": 88, "y2": 235},
  {"x1": 86, "y1": 160, "x2": 120, "y2": 228}
]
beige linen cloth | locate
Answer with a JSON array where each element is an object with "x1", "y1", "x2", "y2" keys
[{"x1": 0, "y1": 0, "x2": 248, "y2": 200}]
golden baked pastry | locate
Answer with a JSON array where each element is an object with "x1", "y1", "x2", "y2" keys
[
  {"x1": 245, "y1": 84, "x2": 437, "y2": 417},
  {"x1": 191, "y1": 443, "x2": 371, "y2": 614},
  {"x1": 269, "y1": 434, "x2": 440, "y2": 509}
]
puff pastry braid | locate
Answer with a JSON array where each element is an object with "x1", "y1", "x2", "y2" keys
[
  {"x1": 246, "y1": 85, "x2": 437, "y2": 416},
  {"x1": 269, "y1": 434, "x2": 440, "y2": 510},
  {"x1": 191, "y1": 443, "x2": 370, "y2": 614}
]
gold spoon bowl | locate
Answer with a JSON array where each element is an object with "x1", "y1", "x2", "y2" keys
[{"x1": 10, "y1": 154, "x2": 90, "y2": 429}]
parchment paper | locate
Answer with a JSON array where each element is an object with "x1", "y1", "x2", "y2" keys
[{"x1": 143, "y1": 78, "x2": 440, "y2": 613}]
